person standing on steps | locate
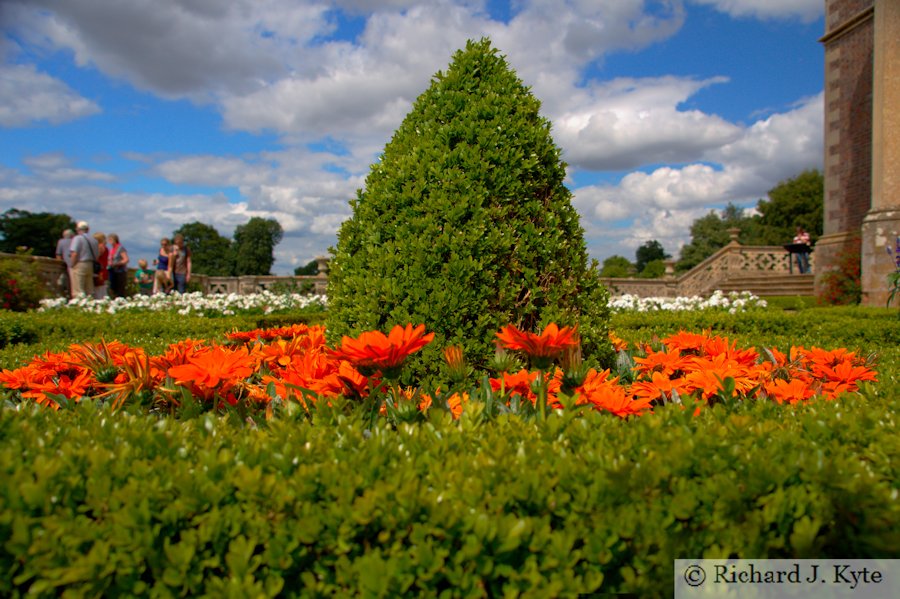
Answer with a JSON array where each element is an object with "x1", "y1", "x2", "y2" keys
[{"x1": 792, "y1": 226, "x2": 811, "y2": 274}]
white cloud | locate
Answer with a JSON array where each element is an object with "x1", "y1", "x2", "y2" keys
[
  {"x1": 22, "y1": 153, "x2": 116, "y2": 182},
  {"x1": 555, "y1": 76, "x2": 741, "y2": 170},
  {"x1": 573, "y1": 93, "x2": 824, "y2": 259},
  {"x1": 690, "y1": 0, "x2": 823, "y2": 22},
  {"x1": 4, "y1": 0, "x2": 327, "y2": 99},
  {"x1": 0, "y1": 62, "x2": 100, "y2": 127}
]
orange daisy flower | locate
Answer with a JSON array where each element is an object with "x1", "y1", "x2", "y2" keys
[
  {"x1": 168, "y1": 345, "x2": 256, "y2": 401},
  {"x1": 329, "y1": 323, "x2": 434, "y2": 377},
  {"x1": 631, "y1": 370, "x2": 685, "y2": 404},
  {"x1": 764, "y1": 378, "x2": 815, "y2": 405},
  {"x1": 576, "y1": 368, "x2": 652, "y2": 418},
  {"x1": 496, "y1": 323, "x2": 579, "y2": 368}
]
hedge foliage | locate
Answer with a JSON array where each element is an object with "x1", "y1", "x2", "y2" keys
[
  {"x1": 1, "y1": 305, "x2": 897, "y2": 595},
  {"x1": 327, "y1": 38, "x2": 611, "y2": 384},
  {"x1": 2, "y1": 391, "x2": 898, "y2": 597}
]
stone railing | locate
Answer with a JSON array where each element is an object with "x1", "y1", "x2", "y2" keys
[
  {"x1": 601, "y1": 233, "x2": 815, "y2": 298},
  {"x1": 0, "y1": 252, "x2": 330, "y2": 297},
  {"x1": 0, "y1": 252, "x2": 68, "y2": 295},
  {"x1": 193, "y1": 274, "x2": 327, "y2": 295},
  {"x1": 6, "y1": 241, "x2": 811, "y2": 301}
]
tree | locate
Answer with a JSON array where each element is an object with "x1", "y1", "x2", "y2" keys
[
  {"x1": 638, "y1": 259, "x2": 667, "y2": 279},
  {"x1": 756, "y1": 169, "x2": 823, "y2": 245},
  {"x1": 0, "y1": 209, "x2": 76, "y2": 257},
  {"x1": 676, "y1": 203, "x2": 754, "y2": 271},
  {"x1": 600, "y1": 255, "x2": 635, "y2": 278},
  {"x1": 173, "y1": 221, "x2": 234, "y2": 276},
  {"x1": 294, "y1": 260, "x2": 319, "y2": 276},
  {"x1": 635, "y1": 240, "x2": 669, "y2": 274},
  {"x1": 232, "y1": 217, "x2": 283, "y2": 276},
  {"x1": 327, "y1": 38, "x2": 612, "y2": 382}
]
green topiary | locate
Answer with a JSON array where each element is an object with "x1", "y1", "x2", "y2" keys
[{"x1": 327, "y1": 38, "x2": 612, "y2": 383}]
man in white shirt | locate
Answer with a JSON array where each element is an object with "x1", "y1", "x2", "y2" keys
[{"x1": 68, "y1": 221, "x2": 100, "y2": 298}]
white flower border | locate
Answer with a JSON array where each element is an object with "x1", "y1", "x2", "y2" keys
[
  {"x1": 608, "y1": 290, "x2": 767, "y2": 314},
  {"x1": 37, "y1": 291, "x2": 327, "y2": 316},
  {"x1": 38, "y1": 289, "x2": 765, "y2": 316}
]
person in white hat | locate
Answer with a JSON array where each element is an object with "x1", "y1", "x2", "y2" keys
[{"x1": 68, "y1": 221, "x2": 100, "y2": 298}]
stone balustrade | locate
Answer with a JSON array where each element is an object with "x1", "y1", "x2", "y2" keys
[
  {"x1": 601, "y1": 241, "x2": 816, "y2": 298},
  {"x1": 4, "y1": 242, "x2": 814, "y2": 301}
]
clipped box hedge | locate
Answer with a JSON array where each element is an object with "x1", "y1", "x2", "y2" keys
[{"x1": 2, "y1": 391, "x2": 898, "y2": 597}]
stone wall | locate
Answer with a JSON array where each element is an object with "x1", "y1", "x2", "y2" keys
[{"x1": 817, "y1": 0, "x2": 874, "y2": 298}]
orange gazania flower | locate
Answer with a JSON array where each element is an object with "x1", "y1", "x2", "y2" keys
[
  {"x1": 227, "y1": 323, "x2": 311, "y2": 343},
  {"x1": 609, "y1": 331, "x2": 628, "y2": 352},
  {"x1": 168, "y1": 345, "x2": 256, "y2": 401},
  {"x1": 632, "y1": 347, "x2": 688, "y2": 378},
  {"x1": 496, "y1": 323, "x2": 579, "y2": 368},
  {"x1": 764, "y1": 378, "x2": 815, "y2": 405},
  {"x1": 576, "y1": 368, "x2": 652, "y2": 418},
  {"x1": 329, "y1": 324, "x2": 434, "y2": 376}
]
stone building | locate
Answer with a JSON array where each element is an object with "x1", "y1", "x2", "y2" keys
[{"x1": 818, "y1": 0, "x2": 899, "y2": 306}]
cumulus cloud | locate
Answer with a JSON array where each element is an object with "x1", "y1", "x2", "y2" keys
[
  {"x1": 0, "y1": 62, "x2": 100, "y2": 127},
  {"x1": 3, "y1": 0, "x2": 326, "y2": 99},
  {"x1": 689, "y1": 0, "x2": 823, "y2": 22},
  {"x1": 555, "y1": 76, "x2": 741, "y2": 170},
  {"x1": 573, "y1": 93, "x2": 824, "y2": 258}
]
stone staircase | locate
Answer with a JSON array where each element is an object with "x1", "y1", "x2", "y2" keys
[{"x1": 715, "y1": 273, "x2": 815, "y2": 296}]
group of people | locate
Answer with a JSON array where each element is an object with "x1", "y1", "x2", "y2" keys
[{"x1": 55, "y1": 221, "x2": 192, "y2": 299}]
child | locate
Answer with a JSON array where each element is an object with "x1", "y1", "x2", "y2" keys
[{"x1": 134, "y1": 259, "x2": 154, "y2": 296}]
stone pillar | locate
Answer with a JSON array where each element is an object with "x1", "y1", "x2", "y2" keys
[
  {"x1": 816, "y1": 0, "x2": 874, "y2": 298},
  {"x1": 861, "y1": 0, "x2": 900, "y2": 306}
]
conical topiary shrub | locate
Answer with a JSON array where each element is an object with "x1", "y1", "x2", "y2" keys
[{"x1": 327, "y1": 38, "x2": 612, "y2": 382}]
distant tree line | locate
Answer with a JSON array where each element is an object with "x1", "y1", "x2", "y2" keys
[
  {"x1": 0, "y1": 210, "x2": 289, "y2": 277},
  {"x1": 600, "y1": 169, "x2": 824, "y2": 278},
  {"x1": 174, "y1": 218, "x2": 284, "y2": 276}
]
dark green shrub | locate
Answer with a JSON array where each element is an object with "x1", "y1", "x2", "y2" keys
[{"x1": 327, "y1": 38, "x2": 611, "y2": 381}]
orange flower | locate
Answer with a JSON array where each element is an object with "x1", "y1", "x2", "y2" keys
[
  {"x1": 764, "y1": 378, "x2": 815, "y2": 405},
  {"x1": 258, "y1": 336, "x2": 313, "y2": 370},
  {"x1": 609, "y1": 332, "x2": 628, "y2": 352},
  {"x1": 681, "y1": 354, "x2": 758, "y2": 401},
  {"x1": 23, "y1": 369, "x2": 94, "y2": 410},
  {"x1": 632, "y1": 348, "x2": 688, "y2": 378},
  {"x1": 329, "y1": 324, "x2": 434, "y2": 376},
  {"x1": 489, "y1": 369, "x2": 561, "y2": 406},
  {"x1": 660, "y1": 331, "x2": 710, "y2": 353},
  {"x1": 168, "y1": 345, "x2": 256, "y2": 401},
  {"x1": 496, "y1": 323, "x2": 579, "y2": 368},
  {"x1": 446, "y1": 392, "x2": 469, "y2": 419},
  {"x1": 576, "y1": 368, "x2": 652, "y2": 418},
  {"x1": 227, "y1": 323, "x2": 311, "y2": 343},
  {"x1": 631, "y1": 371, "x2": 685, "y2": 404}
]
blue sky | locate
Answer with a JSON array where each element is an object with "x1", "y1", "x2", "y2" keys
[{"x1": 0, "y1": 0, "x2": 825, "y2": 274}]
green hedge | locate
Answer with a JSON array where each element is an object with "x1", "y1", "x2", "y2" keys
[
  {"x1": 1, "y1": 306, "x2": 898, "y2": 595},
  {"x1": 2, "y1": 393, "x2": 898, "y2": 597}
]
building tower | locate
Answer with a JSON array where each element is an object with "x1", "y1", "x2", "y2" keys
[{"x1": 819, "y1": 0, "x2": 900, "y2": 306}]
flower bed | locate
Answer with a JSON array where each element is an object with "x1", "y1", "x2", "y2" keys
[
  {"x1": 609, "y1": 290, "x2": 767, "y2": 313},
  {"x1": 0, "y1": 322, "x2": 877, "y2": 419},
  {"x1": 34, "y1": 289, "x2": 766, "y2": 316},
  {"x1": 37, "y1": 290, "x2": 326, "y2": 315}
]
